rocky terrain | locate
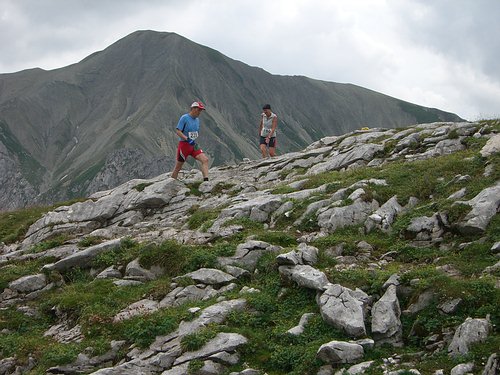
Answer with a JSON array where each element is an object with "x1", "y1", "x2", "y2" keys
[
  {"x1": 0, "y1": 119, "x2": 499, "y2": 374},
  {"x1": 0, "y1": 30, "x2": 463, "y2": 211}
]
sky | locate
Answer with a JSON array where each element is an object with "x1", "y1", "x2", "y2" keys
[{"x1": 1, "y1": 0, "x2": 499, "y2": 121}]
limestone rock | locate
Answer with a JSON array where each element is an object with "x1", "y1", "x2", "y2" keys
[
  {"x1": 371, "y1": 285, "x2": 403, "y2": 346},
  {"x1": 317, "y1": 340, "x2": 364, "y2": 364},
  {"x1": 448, "y1": 317, "x2": 490, "y2": 356},
  {"x1": 279, "y1": 265, "x2": 330, "y2": 291},
  {"x1": 8, "y1": 274, "x2": 47, "y2": 293},
  {"x1": 456, "y1": 182, "x2": 500, "y2": 234},
  {"x1": 318, "y1": 284, "x2": 367, "y2": 337}
]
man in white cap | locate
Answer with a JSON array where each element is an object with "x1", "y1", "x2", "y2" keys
[{"x1": 171, "y1": 101, "x2": 209, "y2": 181}]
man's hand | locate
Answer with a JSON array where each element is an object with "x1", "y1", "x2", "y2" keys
[{"x1": 187, "y1": 139, "x2": 196, "y2": 146}]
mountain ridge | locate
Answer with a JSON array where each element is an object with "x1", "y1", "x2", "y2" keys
[{"x1": 0, "y1": 30, "x2": 463, "y2": 211}]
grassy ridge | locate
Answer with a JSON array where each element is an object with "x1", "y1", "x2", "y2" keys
[{"x1": 0, "y1": 121, "x2": 499, "y2": 374}]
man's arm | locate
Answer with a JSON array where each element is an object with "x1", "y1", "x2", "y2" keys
[{"x1": 175, "y1": 128, "x2": 188, "y2": 141}]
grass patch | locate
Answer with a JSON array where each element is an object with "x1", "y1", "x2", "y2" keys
[
  {"x1": 0, "y1": 259, "x2": 53, "y2": 291},
  {"x1": 133, "y1": 182, "x2": 153, "y2": 192},
  {"x1": 0, "y1": 206, "x2": 52, "y2": 244},
  {"x1": 186, "y1": 207, "x2": 220, "y2": 230}
]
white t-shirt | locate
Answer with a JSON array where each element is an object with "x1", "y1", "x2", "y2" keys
[{"x1": 260, "y1": 112, "x2": 277, "y2": 137}]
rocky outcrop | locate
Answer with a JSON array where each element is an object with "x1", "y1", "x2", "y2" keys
[
  {"x1": 1, "y1": 120, "x2": 498, "y2": 375},
  {"x1": 448, "y1": 317, "x2": 491, "y2": 356},
  {"x1": 371, "y1": 285, "x2": 403, "y2": 346},
  {"x1": 455, "y1": 181, "x2": 500, "y2": 234},
  {"x1": 318, "y1": 284, "x2": 368, "y2": 338}
]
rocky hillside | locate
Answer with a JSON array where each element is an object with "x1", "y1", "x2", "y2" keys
[
  {"x1": 0, "y1": 119, "x2": 499, "y2": 375},
  {"x1": 0, "y1": 30, "x2": 463, "y2": 211}
]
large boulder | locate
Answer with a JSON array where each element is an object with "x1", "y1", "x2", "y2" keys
[
  {"x1": 318, "y1": 199, "x2": 379, "y2": 233},
  {"x1": 279, "y1": 265, "x2": 330, "y2": 291},
  {"x1": 371, "y1": 285, "x2": 403, "y2": 346},
  {"x1": 456, "y1": 182, "x2": 500, "y2": 234},
  {"x1": 318, "y1": 284, "x2": 367, "y2": 337},
  {"x1": 307, "y1": 143, "x2": 384, "y2": 175},
  {"x1": 317, "y1": 340, "x2": 364, "y2": 364},
  {"x1": 448, "y1": 317, "x2": 491, "y2": 356}
]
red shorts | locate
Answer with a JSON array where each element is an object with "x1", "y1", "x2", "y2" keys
[{"x1": 177, "y1": 141, "x2": 204, "y2": 162}]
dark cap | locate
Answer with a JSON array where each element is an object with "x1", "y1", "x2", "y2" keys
[{"x1": 262, "y1": 104, "x2": 271, "y2": 110}]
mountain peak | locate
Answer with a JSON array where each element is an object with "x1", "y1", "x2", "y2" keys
[{"x1": 0, "y1": 31, "x2": 464, "y2": 211}]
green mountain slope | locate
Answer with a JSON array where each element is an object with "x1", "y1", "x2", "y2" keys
[
  {"x1": 0, "y1": 119, "x2": 498, "y2": 374},
  {"x1": 0, "y1": 30, "x2": 463, "y2": 211}
]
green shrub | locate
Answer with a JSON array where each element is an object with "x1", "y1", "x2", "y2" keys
[
  {"x1": 78, "y1": 236, "x2": 105, "y2": 248},
  {"x1": 120, "y1": 314, "x2": 178, "y2": 348},
  {"x1": 180, "y1": 327, "x2": 218, "y2": 352},
  {"x1": 133, "y1": 182, "x2": 153, "y2": 192},
  {"x1": 256, "y1": 231, "x2": 296, "y2": 247},
  {"x1": 29, "y1": 235, "x2": 69, "y2": 253},
  {"x1": 0, "y1": 206, "x2": 51, "y2": 244},
  {"x1": 186, "y1": 208, "x2": 219, "y2": 230}
]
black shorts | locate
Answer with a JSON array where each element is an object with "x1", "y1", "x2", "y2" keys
[{"x1": 259, "y1": 136, "x2": 276, "y2": 147}]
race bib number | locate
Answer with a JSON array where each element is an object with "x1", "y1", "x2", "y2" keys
[{"x1": 188, "y1": 131, "x2": 199, "y2": 140}]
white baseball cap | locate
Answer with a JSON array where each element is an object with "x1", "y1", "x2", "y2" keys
[{"x1": 191, "y1": 101, "x2": 205, "y2": 110}]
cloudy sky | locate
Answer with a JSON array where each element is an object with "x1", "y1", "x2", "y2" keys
[{"x1": 1, "y1": 0, "x2": 499, "y2": 120}]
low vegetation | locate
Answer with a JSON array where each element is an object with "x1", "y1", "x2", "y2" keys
[{"x1": 0, "y1": 120, "x2": 499, "y2": 374}]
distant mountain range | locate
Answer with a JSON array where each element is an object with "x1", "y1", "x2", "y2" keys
[{"x1": 0, "y1": 30, "x2": 463, "y2": 211}]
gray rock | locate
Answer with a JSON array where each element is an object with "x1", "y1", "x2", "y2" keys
[
  {"x1": 113, "y1": 299, "x2": 159, "y2": 322},
  {"x1": 491, "y1": 241, "x2": 500, "y2": 254},
  {"x1": 174, "y1": 268, "x2": 236, "y2": 285},
  {"x1": 0, "y1": 357, "x2": 16, "y2": 374},
  {"x1": 483, "y1": 353, "x2": 499, "y2": 375},
  {"x1": 371, "y1": 285, "x2": 403, "y2": 346},
  {"x1": 448, "y1": 317, "x2": 491, "y2": 356},
  {"x1": 480, "y1": 133, "x2": 500, "y2": 157},
  {"x1": 382, "y1": 274, "x2": 401, "y2": 290},
  {"x1": 287, "y1": 313, "x2": 315, "y2": 335},
  {"x1": 159, "y1": 284, "x2": 234, "y2": 308},
  {"x1": 405, "y1": 213, "x2": 446, "y2": 242},
  {"x1": 215, "y1": 195, "x2": 283, "y2": 224},
  {"x1": 178, "y1": 299, "x2": 247, "y2": 337},
  {"x1": 217, "y1": 240, "x2": 282, "y2": 271},
  {"x1": 438, "y1": 298, "x2": 462, "y2": 314},
  {"x1": 223, "y1": 265, "x2": 251, "y2": 278},
  {"x1": 8, "y1": 274, "x2": 47, "y2": 293},
  {"x1": 386, "y1": 370, "x2": 421, "y2": 375},
  {"x1": 276, "y1": 243, "x2": 319, "y2": 266},
  {"x1": 308, "y1": 143, "x2": 384, "y2": 175},
  {"x1": 279, "y1": 265, "x2": 330, "y2": 291},
  {"x1": 405, "y1": 290, "x2": 435, "y2": 314},
  {"x1": 318, "y1": 284, "x2": 367, "y2": 337},
  {"x1": 113, "y1": 280, "x2": 143, "y2": 287},
  {"x1": 198, "y1": 360, "x2": 226, "y2": 375},
  {"x1": 95, "y1": 266, "x2": 122, "y2": 279},
  {"x1": 317, "y1": 340, "x2": 364, "y2": 364},
  {"x1": 447, "y1": 188, "x2": 467, "y2": 200},
  {"x1": 44, "y1": 322, "x2": 84, "y2": 343},
  {"x1": 450, "y1": 362, "x2": 474, "y2": 375},
  {"x1": 208, "y1": 351, "x2": 240, "y2": 366},
  {"x1": 174, "y1": 332, "x2": 248, "y2": 366},
  {"x1": 43, "y1": 238, "x2": 122, "y2": 272},
  {"x1": 161, "y1": 362, "x2": 189, "y2": 375},
  {"x1": 125, "y1": 258, "x2": 158, "y2": 281},
  {"x1": 335, "y1": 360, "x2": 375, "y2": 374},
  {"x1": 318, "y1": 200, "x2": 379, "y2": 233},
  {"x1": 318, "y1": 365, "x2": 334, "y2": 375},
  {"x1": 456, "y1": 181, "x2": 500, "y2": 234}
]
